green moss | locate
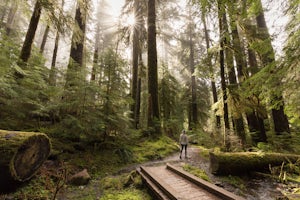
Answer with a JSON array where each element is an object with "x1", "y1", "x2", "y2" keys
[
  {"x1": 100, "y1": 188, "x2": 152, "y2": 200},
  {"x1": 182, "y1": 164, "x2": 211, "y2": 182},
  {"x1": 101, "y1": 176, "x2": 126, "y2": 190},
  {"x1": 131, "y1": 135, "x2": 178, "y2": 163}
]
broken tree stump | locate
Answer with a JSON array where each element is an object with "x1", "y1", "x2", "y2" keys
[{"x1": 0, "y1": 129, "x2": 51, "y2": 192}]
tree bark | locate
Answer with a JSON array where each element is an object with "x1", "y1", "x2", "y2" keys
[
  {"x1": 202, "y1": 12, "x2": 220, "y2": 128},
  {"x1": 209, "y1": 151, "x2": 300, "y2": 175},
  {"x1": 218, "y1": 0, "x2": 230, "y2": 150},
  {"x1": 131, "y1": 0, "x2": 139, "y2": 128},
  {"x1": 0, "y1": 130, "x2": 51, "y2": 192},
  {"x1": 147, "y1": 0, "x2": 160, "y2": 131},
  {"x1": 226, "y1": 0, "x2": 246, "y2": 145},
  {"x1": 15, "y1": 0, "x2": 41, "y2": 79},
  {"x1": 65, "y1": 0, "x2": 87, "y2": 91},
  {"x1": 242, "y1": 3, "x2": 268, "y2": 142},
  {"x1": 189, "y1": 17, "x2": 197, "y2": 129},
  {"x1": 49, "y1": 30, "x2": 59, "y2": 86},
  {"x1": 69, "y1": 2, "x2": 86, "y2": 67},
  {"x1": 19, "y1": 0, "x2": 42, "y2": 64},
  {"x1": 49, "y1": 0, "x2": 64, "y2": 87}
]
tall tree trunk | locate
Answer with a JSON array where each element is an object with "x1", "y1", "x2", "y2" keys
[
  {"x1": 255, "y1": 0, "x2": 290, "y2": 134},
  {"x1": 202, "y1": 12, "x2": 220, "y2": 128},
  {"x1": 19, "y1": 0, "x2": 42, "y2": 65},
  {"x1": 40, "y1": 25, "x2": 50, "y2": 54},
  {"x1": 241, "y1": 0, "x2": 267, "y2": 143},
  {"x1": 131, "y1": 0, "x2": 139, "y2": 128},
  {"x1": 246, "y1": 48, "x2": 267, "y2": 143},
  {"x1": 69, "y1": 2, "x2": 86, "y2": 67},
  {"x1": 218, "y1": 0, "x2": 230, "y2": 150},
  {"x1": 91, "y1": 22, "x2": 100, "y2": 82},
  {"x1": 91, "y1": 44, "x2": 98, "y2": 82},
  {"x1": 226, "y1": 0, "x2": 246, "y2": 145},
  {"x1": 65, "y1": 0, "x2": 87, "y2": 86},
  {"x1": 63, "y1": 0, "x2": 88, "y2": 117},
  {"x1": 189, "y1": 19, "x2": 197, "y2": 129},
  {"x1": 49, "y1": 30, "x2": 59, "y2": 86},
  {"x1": 49, "y1": 0, "x2": 64, "y2": 87},
  {"x1": 135, "y1": 56, "x2": 143, "y2": 129},
  {"x1": 147, "y1": 0, "x2": 160, "y2": 131}
]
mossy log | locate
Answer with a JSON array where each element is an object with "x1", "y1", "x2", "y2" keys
[
  {"x1": 0, "y1": 130, "x2": 51, "y2": 184},
  {"x1": 209, "y1": 151, "x2": 300, "y2": 175}
]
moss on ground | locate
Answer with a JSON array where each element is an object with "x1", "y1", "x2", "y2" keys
[
  {"x1": 100, "y1": 188, "x2": 152, "y2": 200},
  {"x1": 5, "y1": 133, "x2": 177, "y2": 199},
  {"x1": 131, "y1": 134, "x2": 178, "y2": 163}
]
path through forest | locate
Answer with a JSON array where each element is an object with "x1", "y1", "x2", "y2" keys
[
  {"x1": 57, "y1": 146, "x2": 290, "y2": 200},
  {"x1": 138, "y1": 146, "x2": 286, "y2": 200}
]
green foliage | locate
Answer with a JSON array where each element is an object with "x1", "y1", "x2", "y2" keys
[
  {"x1": 159, "y1": 66, "x2": 185, "y2": 136},
  {"x1": 265, "y1": 131, "x2": 296, "y2": 153},
  {"x1": 280, "y1": 0, "x2": 300, "y2": 128},
  {"x1": 0, "y1": 32, "x2": 50, "y2": 130},
  {"x1": 256, "y1": 142, "x2": 272, "y2": 152},
  {"x1": 188, "y1": 129, "x2": 216, "y2": 149}
]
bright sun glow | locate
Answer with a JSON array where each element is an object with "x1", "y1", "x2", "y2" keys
[
  {"x1": 125, "y1": 14, "x2": 136, "y2": 27},
  {"x1": 122, "y1": 14, "x2": 135, "y2": 27}
]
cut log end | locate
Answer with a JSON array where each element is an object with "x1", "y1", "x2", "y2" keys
[
  {"x1": 11, "y1": 134, "x2": 51, "y2": 181},
  {"x1": 0, "y1": 130, "x2": 51, "y2": 182}
]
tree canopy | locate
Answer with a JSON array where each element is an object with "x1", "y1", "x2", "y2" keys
[{"x1": 0, "y1": 0, "x2": 299, "y2": 150}]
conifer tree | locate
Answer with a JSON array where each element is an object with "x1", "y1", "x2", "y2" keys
[
  {"x1": 147, "y1": 0, "x2": 160, "y2": 131},
  {"x1": 255, "y1": 0, "x2": 290, "y2": 134}
]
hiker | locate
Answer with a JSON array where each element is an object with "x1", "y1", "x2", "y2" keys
[{"x1": 179, "y1": 129, "x2": 188, "y2": 159}]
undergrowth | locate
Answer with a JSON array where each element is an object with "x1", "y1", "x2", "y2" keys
[{"x1": 3, "y1": 131, "x2": 178, "y2": 199}]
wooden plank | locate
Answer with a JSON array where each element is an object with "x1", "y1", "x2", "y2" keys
[
  {"x1": 140, "y1": 166, "x2": 181, "y2": 200},
  {"x1": 137, "y1": 167, "x2": 170, "y2": 200},
  {"x1": 158, "y1": 165, "x2": 220, "y2": 200},
  {"x1": 166, "y1": 163, "x2": 245, "y2": 200}
]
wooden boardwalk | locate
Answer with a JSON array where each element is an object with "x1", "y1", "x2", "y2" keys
[{"x1": 137, "y1": 163, "x2": 245, "y2": 200}]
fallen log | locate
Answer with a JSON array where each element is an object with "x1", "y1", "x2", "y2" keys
[
  {"x1": 0, "y1": 130, "x2": 51, "y2": 192},
  {"x1": 209, "y1": 151, "x2": 300, "y2": 175}
]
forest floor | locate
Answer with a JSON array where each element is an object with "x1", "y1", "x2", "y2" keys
[{"x1": 56, "y1": 146, "x2": 297, "y2": 200}]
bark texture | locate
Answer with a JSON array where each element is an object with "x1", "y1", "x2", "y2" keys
[
  {"x1": 19, "y1": 0, "x2": 42, "y2": 64},
  {"x1": 147, "y1": 0, "x2": 160, "y2": 129},
  {"x1": 209, "y1": 151, "x2": 300, "y2": 175}
]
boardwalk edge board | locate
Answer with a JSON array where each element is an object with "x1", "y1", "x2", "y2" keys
[
  {"x1": 136, "y1": 168, "x2": 169, "y2": 200},
  {"x1": 139, "y1": 166, "x2": 181, "y2": 200},
  {"x1": 166, "y1": 163, "x2": 246, "y2": 200}
]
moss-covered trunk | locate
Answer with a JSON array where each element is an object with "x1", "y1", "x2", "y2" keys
[
  {"x1": 209, "y1": 151, "x2": 300, "y2": 175},
  {"x1": 0, "y1": 130, "x2": 51, "y2": 193}
]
